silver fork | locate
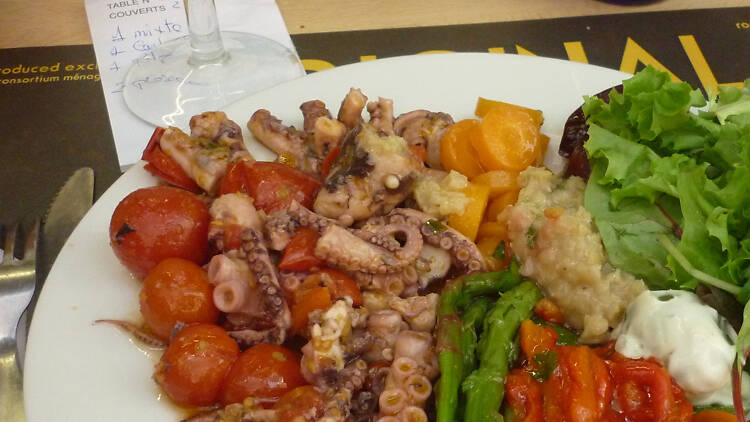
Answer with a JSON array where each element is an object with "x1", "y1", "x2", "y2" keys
[{"x1": 0, "y1": 220, "x2": 39, "y2": 422}]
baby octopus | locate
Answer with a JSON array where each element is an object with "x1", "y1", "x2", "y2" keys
[
  {"x1": 206, "y1": 193, "x2": 291, "y2": 347},
  {"x1": 393, "y1": 110, "x2": 454, "y2": 169},
  {"x1": 247, "y1": 96, "x2": 351, "y2": 175},
  {"x1": 376, "y1": 331, "x2": 438, "y2": 422},
  {"x1": 159, "y1": 111, "x2": 253, "y2": 194},
  {"x1": 314, "y1": 124, "x2": 424, "y2": 225},
  {"x1": 264, "y1": 203, "x2": 484, "y2": 296},
  {"x1": 247, "y1": 88, "x2": 451, "y2": 226}
]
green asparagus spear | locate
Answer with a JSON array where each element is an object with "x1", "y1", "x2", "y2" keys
[
  {"x1": 462, "y1": 281, "x2": 542, "y2": 422},
  {"x1": 438, "y1": 276, "x2": 465, "y2": 316},
  {"x1": 437, "y1": 267, "x2": 527, "y2": 422},
  {"x1": 436, "y1": 277, "x2": 466, "y2": 422},
  {"x1": 459, "y1": 296, "x2": 493, "y2": 374},
  {"x1": 457, "y1": 261, "x2": 522, "y2": 308}
]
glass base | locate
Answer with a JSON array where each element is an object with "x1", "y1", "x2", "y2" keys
[{"x1": 123, "y1": 31, "x2": 305, "y2": 128}]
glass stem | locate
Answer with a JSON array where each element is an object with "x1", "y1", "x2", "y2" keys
[{"x1": 186, "y1": 0, "x2": 227, "y2": 65}]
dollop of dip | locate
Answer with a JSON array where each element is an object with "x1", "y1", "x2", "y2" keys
[{"x1": 613, "y1": 289, "x2": 747, "y2": 406}]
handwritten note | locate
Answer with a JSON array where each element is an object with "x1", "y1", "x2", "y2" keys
[{"x1": 85, "y1": 0, "x2": 299, "y2": 167}]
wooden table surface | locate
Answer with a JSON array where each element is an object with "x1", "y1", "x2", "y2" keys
[{"x1": 0, "y1": 0, "x2": 746, "y2": 49}]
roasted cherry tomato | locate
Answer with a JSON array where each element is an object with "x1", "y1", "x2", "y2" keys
[
  {"x1": 139, "y1": 258, "x2": 219, "y2": 340},
  {"x1": 154, "y1": 324, "x2": 239, "y2": 407},
  {"x1": 220, "y1": 343, "x2": 306, "y2": 406},
  {"x1": 316, "y1": 268, "x2": 363, "y2": 306},
  {"x1": 219, "y1": 161, "x2": 322, "y2": 213},
  {"x1": 141, "y1": 127, "x2": 202, "y2": 193},
  {"x1": 693, "y1": 410, "x2": 737, "y2": 422},
  {"x1": 556, "y1": 345, "x2": 614, "y2": 421},
  {"x1": 610, "y1": 359, "x2": 693, "y2": 422},
  {"x1": 273, "y1": 385, "x2": 327, "y2": 420},
  {"x1": 290, "y1": 286, "x2": 332, "y2": 334},
  {"x1": 512, "y1": 320, "x2": 693, "y2": 422},
  {"x1": 505, "y1": 370, "x2": 544, "y2": 422},
  {"x1": 519, "y1": 319, "x2": 557, "y2": 360},
  {"x1": 279, "y1": 228, "x2": 323, "y2": 271},
  {"x1": 109, "y1": 186, "x2": 210, "y2": 278},
  {"x1": 533, "y1": 298, "x2": 565, "y2": 325}
]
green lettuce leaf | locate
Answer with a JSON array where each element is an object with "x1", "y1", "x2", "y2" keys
[
  {"x1": 581, "y1": 66, "x2": 750, "y2": 296},
  {"x1": 584, "y1": 161, "x2": 677, "y2": 289}
]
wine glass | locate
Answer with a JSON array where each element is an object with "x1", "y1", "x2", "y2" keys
[{"x1": 123, "y1": 0, "x2": 305, "y2": 128}]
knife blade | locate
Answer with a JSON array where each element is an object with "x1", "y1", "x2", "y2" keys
[
  {"x1": 17, "y1": 167, "x2": 95, "y2": 369},
  {"x1": 42, "y1": 167, "x2": 95, "y2": 266}
]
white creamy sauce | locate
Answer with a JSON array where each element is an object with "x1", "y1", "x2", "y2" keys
[{"x1": 613, "y1": 289, "x2": 748, "y2": 406}]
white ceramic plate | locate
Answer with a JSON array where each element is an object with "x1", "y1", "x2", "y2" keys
[{"x1": 24, "y1": 53, "x2": 629, "y2": 421}]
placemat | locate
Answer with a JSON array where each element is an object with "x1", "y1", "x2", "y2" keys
[
  {"x1": 1, "y1": 6, "x2": 748, "y2": 277},
  {"x1": 293, "y1": 7, "x2": 749, "y2": 92}
]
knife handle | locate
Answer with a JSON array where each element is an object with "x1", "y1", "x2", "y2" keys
[{"x1": 0, "y1": 345, "x2": 26, "y2": 421}]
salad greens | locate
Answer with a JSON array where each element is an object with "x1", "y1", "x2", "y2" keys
[
  {"x1": 582, "y1": 67, "x2": 750, "y2": 293},
  {"x1": 579, "y1": 65, "x2": 750, "y2": 370}
]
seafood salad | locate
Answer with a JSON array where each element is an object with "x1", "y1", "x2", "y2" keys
[{"x1": 103, "y1": 67, "x2": 750, "y2": 422}]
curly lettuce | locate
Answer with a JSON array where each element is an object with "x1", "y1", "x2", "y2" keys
[
  {"x1": 583, "y1": 67, "x2": 750, "y2": 292},
  {"x1": 577, "y1": 66, "x2": 750, "y2": 373}
]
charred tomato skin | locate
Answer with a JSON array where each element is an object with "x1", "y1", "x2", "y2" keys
[{"x1": 109, "y1": 186, "x2": 210, "y2": 278}]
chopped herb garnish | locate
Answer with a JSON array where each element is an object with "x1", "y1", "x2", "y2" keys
[
  {"x1": 526, "y1": 227, "x2": 538, "y2": 248},
  {"x1": 424, "y1": 219, "x2": 448, "y2": 234},
  {"x1": 277, "y1": 188, "x2": 290, "y2": 199},
  {"x1": 530, "y1": 350, "x2": 558, "y2": 382},
  {"x1": 492, "y1": 240, "x2": 506, "y2": 260},
  {"x1": 531, "y1": 316, "x2": 580, "y2": 345}
]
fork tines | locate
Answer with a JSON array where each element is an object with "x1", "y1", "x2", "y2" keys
[{"x1": 1, "y1": 219, "x2": 39, "y2": 267}]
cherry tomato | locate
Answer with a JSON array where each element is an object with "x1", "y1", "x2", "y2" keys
[
  {"x1": 505, "y1": 370, "x2": 544, "y2": 422},
  {"x1": 220, "y1": 343, "x2": 306, "y2": 406},
  {"x1": 278, "y1": 228, "x2": 323, "y2": 271},
  {"x1": 610, "y1": 359, "x2": 693, "y2": 422},
  {"x1": 533, "y1": 298, "x2": 564, "y2": 325},
  {"x1": 519, "y1": 319, "x2": 557, "y2": 361},
  {"x1": 316, "y1": 268, "x2": 363, "y2": 306},
  {"x1": 109, "y1": 186, "x2": 210, "y2": 278},
  {"x1": 154, "y1": 324, "x2": 239, "y2": 407},
  {"x1": 287, "y1": 269, "x2": 362, "y2": 335},
  {"x1": 141, "y1": 127, "x2": 202, "y2": 193},
  {"x1": 219, "y1": 160, "x2": 249, "y2": 195},
  {"x1": 139, "y1": 258, "x2": 219, "y2": 340},
  {"x1": 273, "y1": 385, "x2": 326, "y2": 420},
  {"x1": 511, "y1": 321, "x2": 693, "y2": 422},
  {"x1": 290, "y1": 286, "x2": 332, "y2": 334},
  {"x1": 556, "y1": 345, "x2": 614, "y2": 421},
  {"x1": 693, "y1": 410, "x2": 737, "y2": 422},
  {"x1": 219, "y1": 161, "x2": 322, "y2": 213}
]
